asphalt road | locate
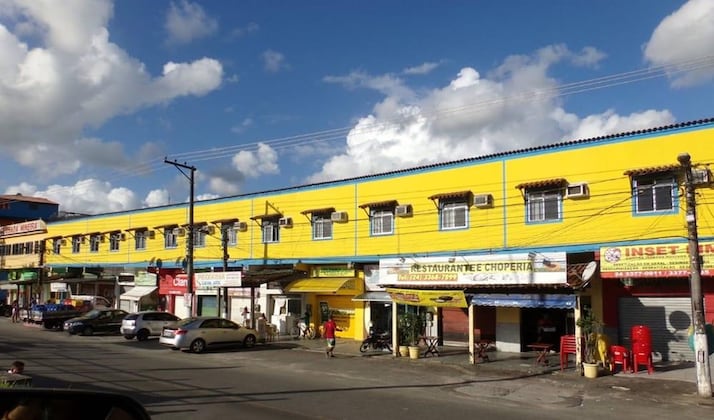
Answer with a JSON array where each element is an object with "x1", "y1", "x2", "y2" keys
[{"x1": 1, "y1": 319, "x2": 711, "y2": 419}]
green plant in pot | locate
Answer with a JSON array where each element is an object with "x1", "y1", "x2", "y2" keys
[
  {"x1": 576, "y1": 308, "x2": 602, "y2": 378},
  {"x1": 398, "y1": 311, "x2": 424, "y2": 359}
]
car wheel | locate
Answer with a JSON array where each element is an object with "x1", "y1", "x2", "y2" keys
[
  {"x1": 123, "y1": 335, "x2": 135, "y2": 340},
  {"x1": 82, "y1": 326, "x2": 93, "y2": 336},
  {"x1": 136, "y1": 329, "x2": 150, "y2": 342},
  {"x1": 243, "y1": 334, "x2": 256, "y2": 348},
  {"x1": 189, "y1": 339, "x2": 206, "y2": 353}
]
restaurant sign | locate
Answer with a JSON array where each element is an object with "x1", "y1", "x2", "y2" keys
[
  {"x1": 386, "y1": 288, "x2": 467, "y2": 308},
  {"x1": 378, "y1": 252, "x2": 567, "y2": 286},
  {"x1": 600, "y1": 241, "x2": 714, "y2": 278}
]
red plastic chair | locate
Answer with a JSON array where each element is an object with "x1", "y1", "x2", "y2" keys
[
  {"x1": 609, "y1": 345, "x2": 630, "y2": 373},
  {"x1": 632, "y1": 347, "x2": 654, "y2": 374},
  {"x1": 559, "y1": 335, "x2": 578, "y2": 371}
]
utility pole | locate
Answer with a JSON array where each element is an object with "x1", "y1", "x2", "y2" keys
[
  {"x1": 677, "y1": 152, "x2": 712, "y2": 397},
  {"x1": 164, "y1": 158, "x2": 196, "y2": 317},
  {"x1": 221, "y1": 224, "x2": 229, "y2": 319}
]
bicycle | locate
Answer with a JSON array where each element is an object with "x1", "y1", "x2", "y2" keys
[{"x1": 290, "y1": 320, "x2": 317, "y2": 339}]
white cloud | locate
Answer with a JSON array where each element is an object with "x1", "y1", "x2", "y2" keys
[
  {"x1": 403, "y1": 61, "x2": 441, "y2": 75},
  {"x1": 208, "y1": 177, "x2": 240, "y2": 195},
  {"x1": 230, "y1": 22, "x2": 259, "y2": 38},
  {"x1": 231, "y1": 117, "x2": 253, "y2": 134},
  {"x1": 323, "y1": 70, "x2": 414, "y2": 100},
  {"x1": 144, "y1": 189, "x2": 170, "y2": 208},
  {"x1": 231, "y1": 143, "x2": 279, "y2": 177},
  {"x1": 0, "y1": 0, "x2": 223, "y2": 178},
  {"x1": 165, "y1": 0, "x2": 218, "y2": 45},
  {"x1": 570, "y1": 46, "x2": 606, "y2": 68},
  {"x1": 261, "y1": 49, "x2": 287, "y2": 73},
  {"x1": 5, "y1": 179, "x2": 141, "y2": 214},
  {"x1": 196, "y1": 193, "x2": 220, "y2": 201},
  {"x1": 308, "y1": 45, "x2": 674, "y2": 184},
  {"x1": 644, "y1": 0, "x2": 714, "y2": 87}
]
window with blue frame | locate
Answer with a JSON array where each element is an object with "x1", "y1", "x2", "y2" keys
[
  {"x1": 526, "y1": 188, "x2": 562, "y2": 222},
  {"x1": 428, "y1": 191, "x2": 472, "y2": 231},
  {"x1": 632, "y1": 172, "x2": 676, "y2": 213},
  {"x1": 312, "y1": 213, "x2": 333, "y2": 240}
]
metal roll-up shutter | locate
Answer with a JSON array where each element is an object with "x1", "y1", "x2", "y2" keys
[{"x1": 618, "y1": 297, "x2": 693, "y2": 362}]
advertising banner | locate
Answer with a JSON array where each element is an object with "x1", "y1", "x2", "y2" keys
[
  {"x1": 386, "y1": 288, "x2": 467, "y2": 308},
  {"x1": 600, "y1": 241, "x2": 714, "y2": 278},
  {"x1": 378, "y1": 252, "x2": 567, "y2": 286}
]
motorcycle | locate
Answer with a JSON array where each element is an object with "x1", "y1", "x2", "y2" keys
[{"x1": 359, "y1": 328, "x2": 392, "y2": 353}]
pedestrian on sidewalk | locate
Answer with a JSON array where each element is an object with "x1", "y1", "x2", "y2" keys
[
  {"x1": 11, "y1": 300, "x2": 19, "y2": 323},
  {"x1": 323, "y1": 314, "x2": 342, "y2": 358}
]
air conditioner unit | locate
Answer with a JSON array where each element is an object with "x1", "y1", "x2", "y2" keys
[
  {"x1": 331, "y1": 211, "x2": 349, "y2": 223},
  {"x1": 692, "y1": 169, "x2": 711, "y2": 186},
  {"x1": 565, "y1": 183, "x2": 589, "y2": 199},
  {"x1": 236, "y1": 221, "x2": 248, "y2": 232},
  {"x1": 278, "y1": 217, "x2": 293, "y2": 228},
  {"x1": 61, "y1": 239, "x2": 67, "y2": 246},
  {"x1": 395, "y1": 204, "x2": 413, "y2": 217},
  {"x1": 148, "y1": 230, "x2": 156, "y2": 239},
  {"x1": 202, "y1": 225, "x2": 216, "y2": 235},
  {"x1": 174, "y1": 228, "x2": 186, "y2": 237},
  {"x1": 120, "y1": 233, "x2": 127, "y2": 241},
  {"x1": 473, "y1": 194, "x2": 493, "y2": 208}
]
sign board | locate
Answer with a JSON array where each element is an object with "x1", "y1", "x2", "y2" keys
[
  {"x1": 195, "y1": 272, "x2": 242, "y2": 289},
  {"x1": 134, "y1": 272, "x2": 158, "y2": 287},
  {"x1": 50, "y1": 282, "x2": 67, "y2": 293},
  {"x1": 312, "y1": 266, "x2": 355, "y2": 278},
  {"x1": 386, "y1": 288, "x2": 468, "y2": 308},
  {"x1": 378, "y1": 252, "x2": 567, "y2": 286},
  {"x1": 0, "y1": 220, "x2": 46, "y2": 236},
  {"x1": 600, "y1": 241, "x2": 714, "y2": 278}
]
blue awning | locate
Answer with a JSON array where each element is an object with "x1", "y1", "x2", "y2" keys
[{"x1": 469, "y1": 293, "x2": 576, "y2": 309}]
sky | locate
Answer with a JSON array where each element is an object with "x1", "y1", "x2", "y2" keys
[{"x1": 1, "y1": 0, "x2": 713, "y2": 215}]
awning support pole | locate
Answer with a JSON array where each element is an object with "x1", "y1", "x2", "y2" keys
[{"x1": 469, "y1": 304, "x2": 475, "y2": 364}]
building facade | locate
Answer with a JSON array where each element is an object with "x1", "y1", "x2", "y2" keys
[{"x1": 42, "y1": 119, "x2": 714, "y2": 361}]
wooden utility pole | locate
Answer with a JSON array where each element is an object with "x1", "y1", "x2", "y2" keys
[{"x1": 678, "y1": 152, "x2": 712, "y2": 397}]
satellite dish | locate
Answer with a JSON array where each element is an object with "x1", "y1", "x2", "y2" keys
[{"x1": 582, "y1": 261, "x2": 597, "y2": 282}]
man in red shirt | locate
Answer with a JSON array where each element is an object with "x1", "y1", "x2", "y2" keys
[{"x1": 323, "y1": 315, "x2": 340, "y2": 358}]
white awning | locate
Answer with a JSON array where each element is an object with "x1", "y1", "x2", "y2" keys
[{"x1": 120, "y1": 286, "x2": 157, "y2": 301}]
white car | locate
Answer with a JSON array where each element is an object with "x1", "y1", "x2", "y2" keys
[
  {"x1": 159, "y1": 317, "x2": 258, "y2": 353},
  {"x1": 121, "y1": 311, "x2": 181, "y2": 341}
]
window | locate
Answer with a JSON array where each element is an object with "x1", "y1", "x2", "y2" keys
[
  {"x1": 52, "y1": 239, "x2": 62, "y2": 254},
  {"x1": 526, "y1": 188, "x2": 562, "y2": 222},
  {"x1": 633, "y1": 173, "x2": 676, "y2": 213},
  {"x1": 441, "y1": 200, "x2": 469, "y2": 230},
  {"x1": 135, "y1": 230, "x2": 147, "y2": 250},
  {"x1": 193, "y1": 227, "x2": 206, "y2": 248},
  {"x1": 262, "y1": 219, "x2": 280, "y2": 243},
  {"x1": 109, "y1": 232, "x2": 121, "y2": 252},
  {"x1": 312, "y1": 213, "x2": 333, "y2": 240},
  {"x1": 72, "y1": 236, "x2": 81, "y2": 254},
  {"x1": 370, "y1": 208, "x2": 394, "y2": 236},
  {"x1": 164, "y1": 228, "x2": 178, "y2": 249},
  {"x1": 89, "y1": 234, "x2": 101, "y2": 253},
  {"x1": 221, "y1": 223, "x2": 237, "y2": 246}
]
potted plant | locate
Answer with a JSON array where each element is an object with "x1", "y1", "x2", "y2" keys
[
  {"x1": 576, "y1": 308, "x2": 603, "y2": 378},
  {"x1": 398, "y1": 311, "x2": 424, "y2": 359}
]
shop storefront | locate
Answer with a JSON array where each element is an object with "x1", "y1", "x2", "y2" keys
[
  {"x1": 119, "y1": 272, "x2": 158, "y2": 313},
  {"x1": 282, "y1": 266, "x2": 364, "y2": 339},
  {"x1": 352, "y1": 265, "x2": 392, "y2": 335},
  {"x1": 378, "y1": 252, "x2": 575, "y2": 358},
  {"x1": 158, "y1": 270, "x2": 188, "y2": 318},
  {"x1": 600, "y1": 242, "x2": 714, "y2": 361}
]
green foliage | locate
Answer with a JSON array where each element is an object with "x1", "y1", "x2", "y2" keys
[
  {"x1": 576, "y1": 308, "x2": 602, "y2": 364},
  {"x1": 398, "y1": 311, "x2": 424, "y2": 346}
]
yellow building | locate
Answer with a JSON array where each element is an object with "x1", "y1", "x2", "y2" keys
[
  {"x1": 44, "y1": 118, "x2": 714, "y2": 361},
  {"x1": 0, "y1": 220, "x2": 48, "y2": 306}
]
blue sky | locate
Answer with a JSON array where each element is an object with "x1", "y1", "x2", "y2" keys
[{"x1": 1, "y1": 0, "x2": 713, "y2": 215}]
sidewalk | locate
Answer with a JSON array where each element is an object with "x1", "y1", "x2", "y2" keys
[{"x1": 281, "y1": 336, "x2": 714, "y2": 404}]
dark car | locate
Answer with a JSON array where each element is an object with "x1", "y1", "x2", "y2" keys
[
  {"x1": 0, "y1": 303, "x2": 11, "y2": 317},
  {"x1": 64, "y1": 309, "x2": 128, "y2": 336}
]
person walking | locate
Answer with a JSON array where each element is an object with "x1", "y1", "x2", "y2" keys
[
  {"x1": 11, "y1": 300, "x2": 19, "y2": 323},
  {"x1": 323, "y1": 315, "x2": 341, "y2": 358}
]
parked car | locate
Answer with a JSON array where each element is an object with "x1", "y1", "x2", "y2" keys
[
  {"x1": 64, "y1": 309, "x2": 128, "y2": 336},
  {"x1": 121, "y1": 311, "x2": 180, "y2": 341},
  {"x1": 159, "y1": 317, "x2": 258, "y2": 353},
  {"x1": 0, "y1": 303, "x2": 11, "y2": 317}
]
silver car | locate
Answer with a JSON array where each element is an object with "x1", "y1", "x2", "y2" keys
[
  {"x1": 121, "y1": 311, "x2": 181, "y2": 341},
  {"x1": 159, "y1": 317, "x2": 258, "y2": 353}
]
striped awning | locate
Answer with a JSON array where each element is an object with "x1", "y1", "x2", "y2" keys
[
  {"x1": 623, "y1": 164, "x2": 680, "y2": 176},
  {"x1": 515, "y1": 178, "x2": 568, "y2": 190}
]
